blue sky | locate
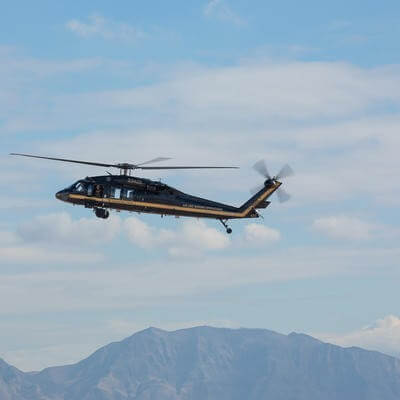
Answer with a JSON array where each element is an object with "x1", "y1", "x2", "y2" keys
[{"x1": 1, "y1": 0, "x2": 400, "y2": 370}]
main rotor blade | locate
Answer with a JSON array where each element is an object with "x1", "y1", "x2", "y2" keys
[
  {"x1": 276, "y1": 164, "x2": 294, "y2": 180},
  {"x1": 138, "y1": 166, "x2": 239, "y2": 170},
  {"x1": 10, "y1": 153, "x2": 239, "y2": 171},
  {"x1": 253, "y1": 159, "x2": 271, "y2": 179},
  {"x1": 276, "y1": 187, "x2": 291, "y2": 203},
  {"x1": 136, "y1": 157, "x2": 172, "y2": 166},
  {"x1": 10, "y1": 153, "x2": 118, "y2": 169}
]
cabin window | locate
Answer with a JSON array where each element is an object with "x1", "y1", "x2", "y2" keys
[
  {"x1": 94, "y1": 184, "x2": 104, "y2": 198},
  {"x1": 111, "y1": 187, "x2": 121, "y2": 199},
  {"x1": 87, "y1": 184, "x2": 94, "y2": 196},
  {"x1": 126, "y1": 189, "x2": 135, "y2": 199},
  {"x1": 109, "y1": 187, "x2": 137, "y2": 199},
  {"x1": 118, "y1": 188, "x2": 135, "y2": 199}
]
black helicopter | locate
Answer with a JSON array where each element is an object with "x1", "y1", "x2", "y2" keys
[{"x1": 10, "y1": 153, "x2": 293, "y2": 233}]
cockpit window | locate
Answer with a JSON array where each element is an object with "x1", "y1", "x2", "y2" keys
[
  {"x1": 75, "y1": 182, "x2": 86, "y2": 193},
  {"x1": 67, "y1": 181, "x2": 89, "y2": 195}
]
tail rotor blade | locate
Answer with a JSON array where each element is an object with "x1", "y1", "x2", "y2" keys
[
  {"x1": 276, "y1": 164, "x2": 294, "y2": 180},
  {"x1": 276, "y1": 187, "x2": 291, "y2": 203},
  {"x1": 253, "y1": 159, "x2": 271, "y2": 179}
]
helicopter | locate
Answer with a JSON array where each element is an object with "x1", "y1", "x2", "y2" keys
[{"x1": 10, "y1": 153, "x2": 293, "y2": 234}]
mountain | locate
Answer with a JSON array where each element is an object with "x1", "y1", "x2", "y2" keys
[
  {"x1": 1, "y1": 326, "x2": 400, "y2": 399},
  {"x1": 0, "y1": 358, "x2": 44, "y2": 400}
]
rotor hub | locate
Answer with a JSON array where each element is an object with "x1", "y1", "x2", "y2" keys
[
  {"x1": 264, "y1": 178, "x2": 275, "y2": 187},
  {"x1": 116, "y1": 163, "x2": 135, "y2": 170}
]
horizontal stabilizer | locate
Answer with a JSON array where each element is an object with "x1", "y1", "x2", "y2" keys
[{"x1": 255, "y1": 200, "x2": 271, "y2": 209}]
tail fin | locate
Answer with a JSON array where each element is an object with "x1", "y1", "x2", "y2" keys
[{"x1": 239, "y1": 181, "x2": 281, "y2": 217}]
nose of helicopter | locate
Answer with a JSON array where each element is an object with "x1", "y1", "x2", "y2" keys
[{"x1": 55, "y1": 191, "x2": 69, "y2": 202}]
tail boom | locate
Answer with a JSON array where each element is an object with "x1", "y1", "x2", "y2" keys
[{"x1": 234, "y1": 181, "x2": 282, "y2": 219}]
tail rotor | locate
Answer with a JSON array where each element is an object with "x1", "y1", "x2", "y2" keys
[
  {"x1": 276, "y1": 164, "x2": 294, "y2": 180},
  {"x1": 252, "y1": 160, "x2": 294, "y2": 203}
]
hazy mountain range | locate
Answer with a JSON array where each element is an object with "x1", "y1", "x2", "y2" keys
[{"x1": 1, "y1": 326, "x2": 400, "y2": 400}]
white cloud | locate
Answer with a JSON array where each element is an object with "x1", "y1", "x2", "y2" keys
[
  {"x1": 328, "y1": 20, "x2": 352, "y2": 32},
  {"x1": 244, "y1": 223, "x2": 281, "y2": 244},
  {"x1": 179, "y1": 219, "x2": 230, "y2": 250},
  {"x1": 0, "y1": 245, "x2": 103, "y2": 264},
  {"x1": 3, "y1": 213, "x2": 228, "y2": 264},
  {"x1": 70, "y1": 62, "x2": 400, "y2": 123},
  {"x1": 0, "y1": 213, "x2": 118, "y2": 264},
  {"x1": 124, "y1": 216, "x2": 175, "y2": 249},
  {"x1": 312, "y1": 216, "x2": 375, "y2": 240},
  {"x1": 0, "y1": 231, "x2": 19, "y2": 245},
  {"x1": 0, "y1": 196, "x2": 52, "y2": 210},
  {"x1": 317, "y1": 315, "x2": 400, "y2": 359},
  {"x1": 124, "y1": 217, "x2": 229, "y2": 255},
  {"x1": 204, "y1": 0, "x2": 244, "y2": 26},
  {"x1": 1, "y1": 246, "x2": 397, "y2": 314},
  {"x1": 17, "y1": 212, "x2": 121, "y2": 246},
  {"x1": 66, "y1": 14, "x2": 144, "y2": 41},
  {"x1": 0, "y1": 47, "x2": 103, "y2": 82},
  {"x1": 5, "y1": 57, "x2": 400, "y2": 208}
]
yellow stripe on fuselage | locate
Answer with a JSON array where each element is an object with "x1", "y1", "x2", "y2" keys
[{"x1": 69, "y1": 183, "x2": 280, "y2": 219}]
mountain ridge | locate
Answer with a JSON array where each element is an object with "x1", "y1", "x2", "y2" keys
[{"x1": 1, "y1": 326, "x2": 400, "y2": 400}]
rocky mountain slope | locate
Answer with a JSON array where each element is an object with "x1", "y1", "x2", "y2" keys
[{"x1": 1, "y1": 326, "x2": 400, "y2": 399}]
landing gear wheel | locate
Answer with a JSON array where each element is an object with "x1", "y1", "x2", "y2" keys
[
  {"x1": 95, "y1": 208, "x2": 109, "y2": 219},
  {"x1": 219, "y1": 219, "x2": 232, "y2": 234}
]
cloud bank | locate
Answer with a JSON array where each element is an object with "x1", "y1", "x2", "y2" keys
[
  {"x1": 244, "y1": 223, "x2": 281, "y2": 243},
  {"x1": 204, "y1": 0, "x2": 244, "y2": 26},
  {"x1": 124, "y1": 217, "x2": 230, "y2": 256},
  {"x1": 312, "y1": 216, "x2": 376, "y2": 241},
  {"x1": 318, "y1": 315, "x2": 400, "y2": 359},
  {"x1": 66, "y1": 14, "x2": 144, "y2": 41},
  {"x1": 18, "y1": 212, "x2": 121, "y2": 246}
]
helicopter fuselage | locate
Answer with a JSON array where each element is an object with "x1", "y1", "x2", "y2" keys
[{"x1": 55, "y1": 174, "x2": 280, "y2": 221}]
